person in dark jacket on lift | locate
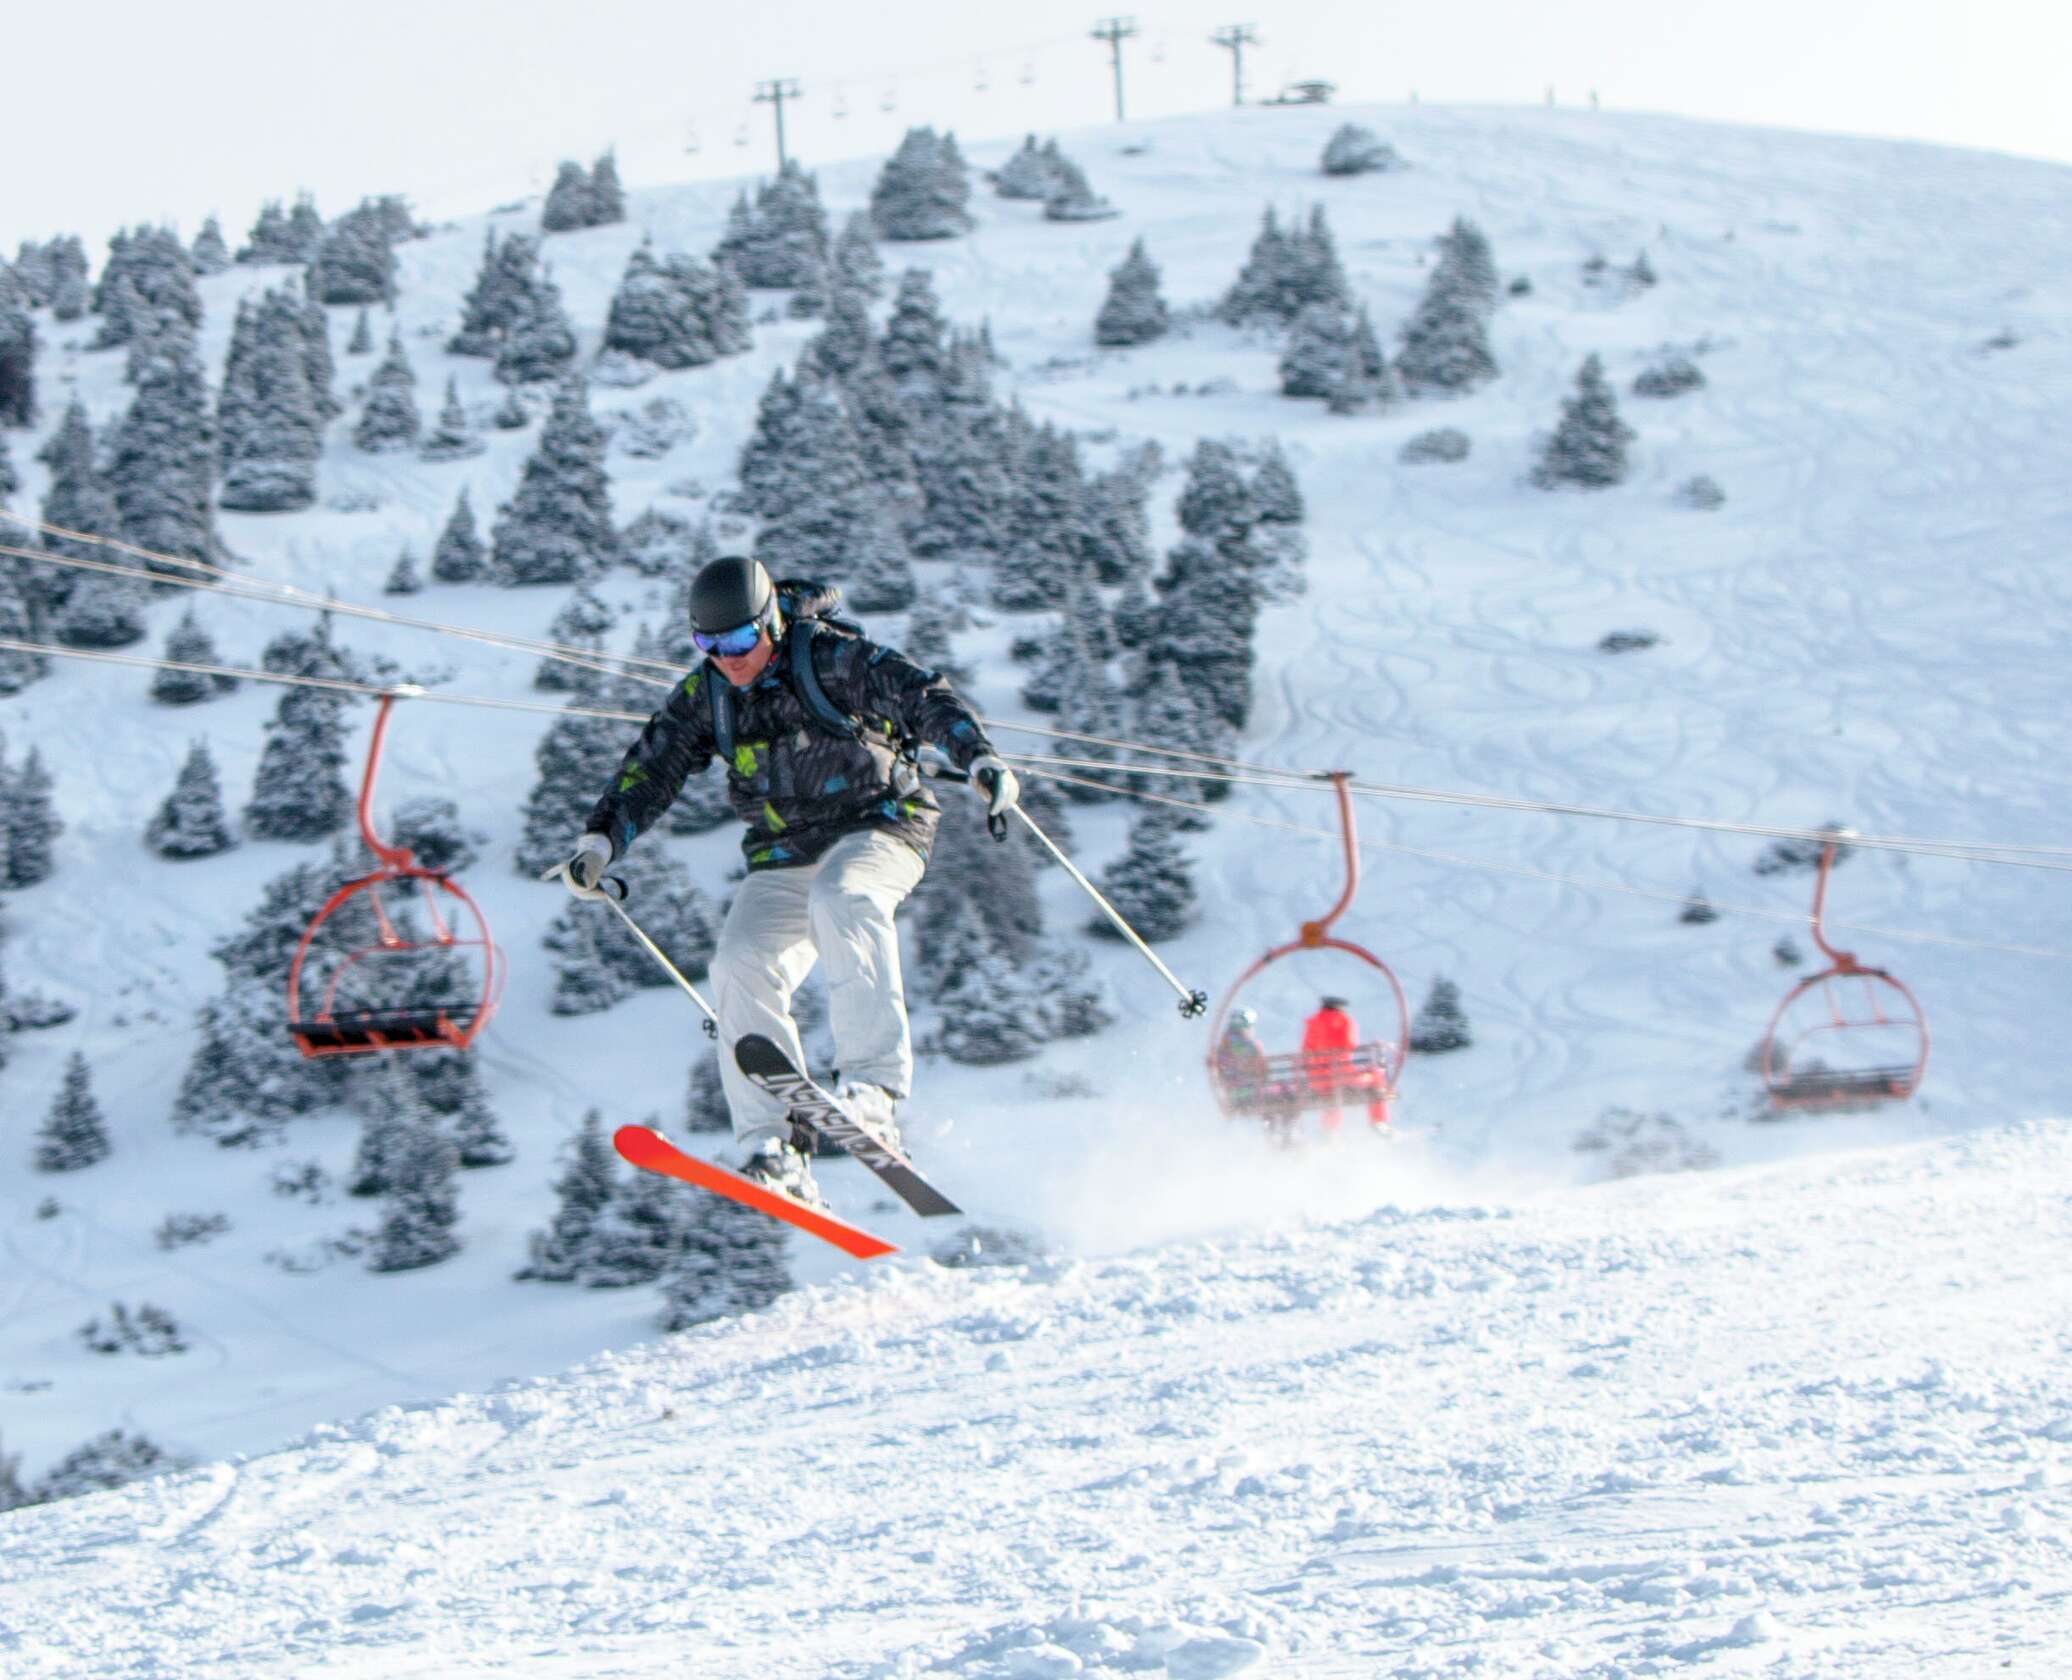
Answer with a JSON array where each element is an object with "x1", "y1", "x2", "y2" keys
[{"x1": 546, "y1": 554, "x2": 1018, "y2": 1206}]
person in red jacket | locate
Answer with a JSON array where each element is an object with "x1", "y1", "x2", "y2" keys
[{"x1": 1301, "y1": 995, "x2": 1386, "y2": 1130}]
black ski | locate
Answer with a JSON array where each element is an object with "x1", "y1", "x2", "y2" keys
[{"x1": 733, "y1": 1033, "x2": 962, "y2": 1219}]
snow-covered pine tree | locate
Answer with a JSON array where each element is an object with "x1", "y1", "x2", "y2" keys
[
  {"x1": 871, "y1": 127, "x2": 975, "y2": 241},
  {"x1": 910, "y1": 780, "x2": 1044, "y2": 990},
  {"x1": 1280, "y1": 302, "x2": 1358, "y2": 398},
  {"x1": 150, "y1": 608, "x2": 238, "y2": 704},
  {"x1": 1050, "y1": 652, "x2": 1128, "y2": 802},
  {"x1": 540, "y1": 161, "x2": 596, "y2": 233},
  {"x1": 490, "y1": 375, "x2": 616, "y2": 585},
  {"x1": 590, "y1": 151, "x2": 626, "y2": 224},
  {"x1": 1431, "y1": 216, "x2": 1500, "y2": 317},
  {"x1": 42, "y1": 235, "x2": 89, "y2": 320},
  {"x1": 367, "y1": 1107, "x2": 461, "y2": 1272},
  {"x1": 1321, "y1": 123, "x2": 1400, "y2": 175},
  {"x1": 0, "y1": 428, "x2": 16, "y2": 505},
  {"x1": 386, "y1": 796, "x2": 484, "y2": 876},
  {"x1": 283, "y1": 192, "x2": 326, "y2": 259},
  {"x1": 1092, "y1": 805, "x2": 1197, "y2": 941},
  {"x1": 352, "y1": 335, "x2": 420, "y2": 452},
  {"x1": 534, "y1": 585, "x2": 613, "y2": 691},
  {"x1": 832, "y1": 211, "x2": 884, "y2": 299},
  {"x1": 907, "y1": 390, "x2": 1013, "y2": 563},
  {"x1": 1043, "y1": 157, "x2": 1117, "y2": 222},
  {"x1": 993, "y1": 135, "x2": 1071, "y2": 200},
  {"x1": 345, "y1": 308, "x2": 374, "y2": 354},
  {"x1": 90, "y1": 227, "x2": 201, "y2": 350},
  {"x1": 1175, "y1": 439, "x2": 1257, "y2": 549},
  {"x1": 660, "y1": 1194, "x2": 793, "y2": 1329},
  {"x1": 346, "y1": 1070, "x2": 413, "y2": 1197},
  {"x1": 514, "y1": 700, "x2": 630, "y2": 874},
  {"x1": 12, "y1": 238, "x2": 58, "y2": 305},
  {"x1": 993, "y1": 420, "x2": 1097, "y2": 609},
  {"x1": 1532, "y1": 353, "x2": 1636, "y2": 489},
  {"x1": 296, "y1": 278, "x2": 340, "y2": 421},
  {"x1": 417, "y1": 376, "x2": 484, "y2": 462},
  {"x1": 53, "y1": 570, "x2": 148, "y2": 649},
  {"x1": 1326, "y1": 306, "x2": 1398, "y2": 415},
  {"x1": 877, "y1": 267, "x2": 949, "y2": 402},
  {"x1": 581, "y1": 1148, "x2": 689, "y2": 1286},
  {"x1": 430, "y1": 487, "x2": 488, "y2": 581},
  {"x1": 309, "y1": 200, "x2": 397, "y2": 305},
  {"x1": 33, "y1": 399, "x2": 114, "y2": 620},
  {"x1": 1128, "y1": 659, "x2": 1224, "y2": 805},
  {"x1": 0, "y1": 1435, "x2": 26, "y2": 1512},
  {"x1": 1219, "y1": 207, "x2": 1294, "y2": 326},
  {"x1": 930, "y1": 898, "x2": 1044, "y2": 1065},
  {"x1": 407, "y1": 1048, "x2": 513, "y2": 1167},
  {"x1": 0, "y1": 271, "x2": 35, "y2": 427},
  {"x1": 236, "y1": 200, "x2": 293, "y2": 264},
  {"x1": 494, "y1": 274, "x2": 578, "y2": 386},
  {"x1": 724, "y1": 161, "x2": 831, "y2": 288},
  {"x1": 110, "y1": 315, "x2": 219, "y2": 565},
  {"x1": 243, "y1": 687, "x2": 353, "y2": 841},
  {"x1": 219, "y1": 290, "x2": 321, "y2": 512},
  {"x1": 383, "y1": 548, "x2": 421, "y2": 594},
  {"x1": 1094, "y1": 238, "x2": 1169, "y2": 346},
  {"x1": 1395, "y1": 261, "x2": 1500, "y2": 396},
  {"x1": 517, "y1": 1110, "x2": 618, "y2": 1282},
  {"x1": 30, "y1": 1430, "x2": 190, "y2": 1504},
  {"x1": 447, "y1": 231, "x2": 542, "y2": 357},
  {"x1": 603, "y1": 242, "x2": 714, "y2": 370},
  {"x1": 786, "y1": 249, "x2": 831, "y2": 320},
  {"x1": 1408, "y1": 976, "x2": 1473, "y2": 1052},
  {"x1": 34, "y1": 1052, "x2": 110, "y2": 1170},
  {"x1": 6, "y1": 748, "x2": 60, "y2": 887},
  {"x1": 0, "y1": 557, "x2": 45, "y2": 694},
  {"x1": 801, "y1": 279, "x2": 874, "y2": 381},
  {"x1": 1152, "y1": 534, "x2": 1260, "y2": 732},
  {"x1": 146, "y1": 740, "x2": 235, "y2": 858},
  {"x1": 545, "y1": 904, "x2": 628, "y2": 1015},
  {"x1": 172, "y1": 852, "x2": 357, "y2": 1143}
]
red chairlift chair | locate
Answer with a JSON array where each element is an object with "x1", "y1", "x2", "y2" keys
[
  {"x1": 287, "y1": 689, "x2": 505, "y2": 1058},
  {"x1": 1760, "y1": 834, "x2": 1928, "y2": 1110},
  {"x1": 1205, "y1": 773, "x2": 1410, "y2": 1129}
]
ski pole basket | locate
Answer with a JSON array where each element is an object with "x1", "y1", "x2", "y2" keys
[
  {"x1": 1759, "y1": 835, "x2": 1928, "y2": 1110},
  {"x1": 287, "y1": 691, "x2": 505, "y2": 1058},
  {"x1": 1205, "y1": 773, "x2": 1410, "y2": 1125}
]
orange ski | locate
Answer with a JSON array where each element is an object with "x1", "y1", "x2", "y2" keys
[{"x1": 611, "y1": 1126, "x2": 898, "y2": 1260}]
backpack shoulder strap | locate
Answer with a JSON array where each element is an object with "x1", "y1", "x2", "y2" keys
[
  {"x1": 707, "y1": 666, "x2": 737, "y2": 766},
  {"x1": 787, "y1": 622, "x2": 866, "y2": 742}
]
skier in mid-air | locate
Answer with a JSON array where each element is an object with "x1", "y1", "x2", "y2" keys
[{"x1": 548, "y1": 554, "x2": 1018, "y2": 1206}]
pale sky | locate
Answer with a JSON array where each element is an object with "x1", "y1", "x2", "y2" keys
[{"x1": 5, "y1": 0, "x2": 2069, "y2": 254}]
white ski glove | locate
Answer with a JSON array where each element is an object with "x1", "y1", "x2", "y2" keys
[
  {"x1": 543, "y1": 832, "x2": 613, "y2": 896},
  {"x1": 968, "y1": 754, "x2": 1021, "y2": 820}
]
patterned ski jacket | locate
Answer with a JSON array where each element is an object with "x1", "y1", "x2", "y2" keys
[{"x1": 584, "y1": 614, "x2": 995, "y2": 873}]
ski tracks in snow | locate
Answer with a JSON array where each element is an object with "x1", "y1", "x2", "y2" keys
[{"x1": 4, "y1": 1121, "x2": 2067, "y2": 1678}]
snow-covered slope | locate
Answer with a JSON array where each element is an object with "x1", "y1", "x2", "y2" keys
[
  {"x1": 5, "y1": 1117, "x2": 2069, "y2": 1677},
  {"x1": 2, "y1": 100, "x2": 2070, "y2": 1646}
]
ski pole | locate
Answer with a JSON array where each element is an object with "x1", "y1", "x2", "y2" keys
[
  {"x1": 574, "y1": 876, "x2": 722, "y2": 1039},
  {"x1": 929, "y1": 761, "x2": 1210, "y2": 1020}
]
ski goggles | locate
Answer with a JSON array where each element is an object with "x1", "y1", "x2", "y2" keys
[{"x1": 692, "y1": 620, "x2": 767, "y2": 658}]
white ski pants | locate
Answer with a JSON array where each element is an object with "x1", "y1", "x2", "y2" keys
[{"x1": 713, "y1": 828, "x2": 926, "y2": 1148}]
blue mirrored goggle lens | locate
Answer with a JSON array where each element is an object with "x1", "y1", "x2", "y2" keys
[{"x1": 693, "y1": 621, "x2": 764, "y2": 657}]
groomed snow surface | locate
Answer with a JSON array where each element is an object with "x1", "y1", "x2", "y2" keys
[
  {"x1": 3, "y1": 97, "x2": 2071, "y2": 1675},
  {"x1": 4, "y1": 1120, "x2": 2069, "y2": 1676}
]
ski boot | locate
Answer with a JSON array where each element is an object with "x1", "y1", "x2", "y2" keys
[{"x1": 737, "y1": 1135, "x2": 827, "y2": 1209}]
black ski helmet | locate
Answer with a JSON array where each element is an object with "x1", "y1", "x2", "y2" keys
[{"x1": 688, "y1": 554, "x2": 777, "y2": 634}]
